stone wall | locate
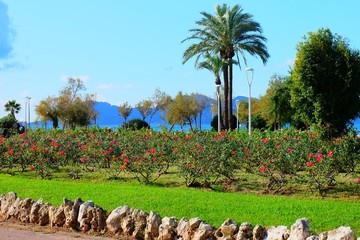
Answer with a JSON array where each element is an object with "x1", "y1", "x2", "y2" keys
[{"x1": 0, "y1": 192, "x2": 357, "y2": 240}]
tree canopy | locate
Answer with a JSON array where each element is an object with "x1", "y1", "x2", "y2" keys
[
  {"x1": 290, "y1": 28, "x2": 360, "y2": 137},
  {"x1": 182, "y1": 4, "x2": 269, "y2": 130}
]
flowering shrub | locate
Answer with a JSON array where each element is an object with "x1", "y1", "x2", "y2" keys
[{"x1": 0, "y1": 127, "x2": 358, "y2": 195}]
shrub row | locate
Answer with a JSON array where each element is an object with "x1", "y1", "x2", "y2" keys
[{"x1": 0, "y1": 128, "x2": 359, "y2": 195}]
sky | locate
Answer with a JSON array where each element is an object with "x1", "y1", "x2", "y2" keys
[{"x1": 0, "y1": 0, "x2": 359, "y2": 122}]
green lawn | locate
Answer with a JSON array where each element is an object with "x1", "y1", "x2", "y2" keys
[{"x1": 0, "y1": 173, "x2": 359, "y2": 236}]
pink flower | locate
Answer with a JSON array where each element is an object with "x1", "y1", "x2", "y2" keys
[
  {"x1": 357, "y1": 178, "x2": 360, "y2": 183},
  {"x1": 328, "y1": 151, "x2": 333, "y2": 157},
  {"x1": 58, "y1": 151, "x2": 65, "y2": 156},
  {"x1": 199, "y1": 146, "x2": 205, "y2": 151},
  {"x1": 263, "y1": 138, "x2": 268, "y2": 144},
  {"x1": 287, "y1": 148, "x2": 293, "y2": 153},
  {"x1": 316, "y1": 153, "x2": 323, "y2": 162},
  {"x1": 306, "y1": 161, "x2": 314, "y2": 167},
  {"x1": 150, "y1": 148, "x2": 156, "y2": 154},
  {"x1": 308, "y1": 153, "x2": 315, "y2": 158},
  {"x1": 276, "y1": 145, "x2": 280, "y2": 149},
  {"x1": 80, "y1": 157, "x2": 85, "y2": 163}
]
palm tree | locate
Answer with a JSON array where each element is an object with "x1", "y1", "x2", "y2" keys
[
  {"x1": 4, "y1": 100, "x2": 21, "y2": 118},
  {"x1": 182, "y1": 4, "x2": 269, "y2": 129}
]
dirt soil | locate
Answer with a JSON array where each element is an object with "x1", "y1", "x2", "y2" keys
[{"x1": 0, "y1": 220, "x2": 122, "y2": 240}]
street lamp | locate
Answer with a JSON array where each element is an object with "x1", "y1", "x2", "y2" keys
[
  {"x1": 211, "y1": 103, "x2": 214, "y2": 120},
  {"x1": 216, "y1": 83, "x2": 221, "y2": 133},
  {"x1": 236, "y1": 100, "x2": 239, "y2": 131},
  {"x1": 25, "y1": 96, "x2": 31, "y2": 129},
  {"x1": 245, "y1": 68, "x2": 254, "y2": 137}
]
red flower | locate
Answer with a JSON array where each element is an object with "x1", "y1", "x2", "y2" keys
[
  {"x1": 316, "y1": 153, "x2": 323, "y2": 162},
  {"x1": 9, "y1": 149, "x2": 14, "y2": 155},
  {"x1": 29, "y1": 166, "x2": 35, "y2": 171},
  {"x1": 276, "y1": 145, "x2": 280, "y2": 149},
  {"x1": 287, "y1": 148, "x2": 293, "y2": 153},
  {"x1": 58, "y1": 151, "x2": 65, "y2": 156},
  {"x1": 199, "y1": 146, "x2": 205, "y2": 151},
  {"x1": 152, "y1": 157, "x2": 157, "y2": 162},
  {"x1": 121, "y1": 165, "x2": 126, "y2": 171},
  {"x1": 308, "y1": 153, "x2": 315, "y2": 158},
  {"x1": 259, "y1": 166, "x2": 267, "y2": 173},
  {"x1": 80, "y1": 157, "x2": 85, "y2": 163},
  {"x1": 306, "y1": 161, "x2": 314, "y2": 167},
  {"x1": 150, "y1": 148, "x2": 156, "y2": 154},
  {"x1": 357, "y1": 178, "x2": 360, "y2": 183},
  {"x1": 173, "y1": 148, "x2": 178, "y2": 153},
  {"x1": 328, "y1": 151, "x2": 333, "y2": 157}
]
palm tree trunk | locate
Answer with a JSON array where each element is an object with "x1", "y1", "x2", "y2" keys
[
  {"x1": 228, "y1": 61, "x2": 233, "y2": 129},
  {"x1": 223, "y1": 65, "x2": 229, "y2": 130}
]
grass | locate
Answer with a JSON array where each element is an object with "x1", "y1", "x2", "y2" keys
[{"x1": 0, "y1": 172, "x2": 359, "y2": 236}]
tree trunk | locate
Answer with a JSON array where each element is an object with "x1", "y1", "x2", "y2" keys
[
  {"x1": 223, "y1": 65, "x2": 229, "y2": 130},
  {"x1": 228, "y1": 61, "x2": 233, "y2": 129}
]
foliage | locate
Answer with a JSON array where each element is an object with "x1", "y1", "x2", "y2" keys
[
  {"x1": 35, "y1": 78, "x2": 97, "y2": 129},
  {"x1": 135, "y1": 100, "x2": 153, "y2": 121},
  {"x1": 0, "y1": 128, "x2": 359, "y2": 196},
  {"x1": 290, "y1": 28, "x2": 360, "y2": 137},
  {"x1": 118, "y1": 101, "x2": 132, "y2": 124},
  {"x1": 182, "y1": 4, "x2": 269, "y2": 130},
  {"x1": 0, "y1": 116, "x2": 24, "y2": 137},
  {"x1": 122, "y1": 118, "x2": 150, "y2": 130},
  {"x1": 257, "y1": 74, "x2": 293, "y2": 130},
  {"x1": 4, "y1": 100, "x2": 21, "y2": 119},
  {"x1": 167, "y1": 92, "x2": 208, "y2": 131},
  {"x1": 148, "y1": 88, "x2": 172, "y2": 124}
]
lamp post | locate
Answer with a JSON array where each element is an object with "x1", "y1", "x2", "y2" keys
[
  {"x1": 236, "y1": 100, "x2": 239, "y2": 131},
  {"x1": 211, "y1": 103, "x2": 214, "y2": 120},
  {"x1": 24, "y1": 98, "x2": 27, "y2": 128},
  {"x1": 25, "y1": 96, "x2": 31, "y2": 129},
  {"x1": 216, "y1": 83, "x2": 221, "y2": 133},
  {"x1": 245, "y1": 68, "x2": 254, "y2": 137}
]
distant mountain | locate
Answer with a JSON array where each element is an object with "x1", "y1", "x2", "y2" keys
[{"x1": 94, "y1": 96, "x2": 250, "y2": 127}]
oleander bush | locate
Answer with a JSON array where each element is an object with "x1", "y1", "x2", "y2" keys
[{"x1": 0, "y1": 127, "x2": 359, "y2": 196}]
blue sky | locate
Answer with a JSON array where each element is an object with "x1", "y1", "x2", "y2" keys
[{"x1": 0, "y1": 0, "x2": 359, "y2": 122}]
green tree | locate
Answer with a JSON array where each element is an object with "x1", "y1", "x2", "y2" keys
[
  {"x1": 257, "y1": 74, "x2": 293, "y2": 130},
  {"x1": 135, "y1": 99, "x2": 153, "y2": 122},
  {"x1": 118, "y1": 102, "x2": 132, "y2": 125},
  {"x1": 35, "y1": 78, "x2": 97, "y2": 129},
  {"x1": 167, "y1": 92, "x2": 198, "y2": 131},
  {"x1": 290, "y1": 28, "x2": 360, "y2": 137},
  {"x1": 149, "y1": 88, "x2": 172, "y2": 125},
  {"x1": 35, "y1": 97, "x2": 60, "y2": 128},
  {"x1": 4, "y1": 100, "x2": 21, "y2": 118},
  {"x1": 183, "y1": 4, "x2": 269, "y2": 130}
]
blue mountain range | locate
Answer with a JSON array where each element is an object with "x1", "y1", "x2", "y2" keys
[{"x1": 94, "y1": 95, "x2": 249, "y2": 127}]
